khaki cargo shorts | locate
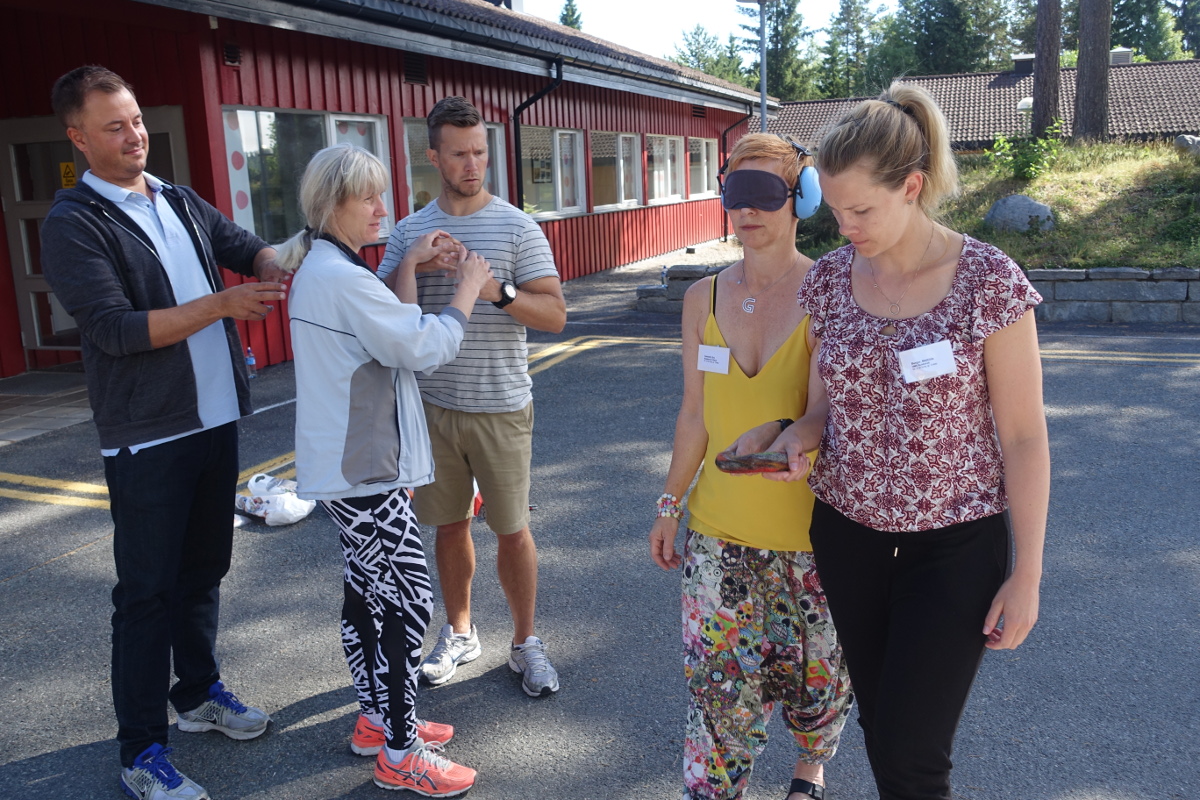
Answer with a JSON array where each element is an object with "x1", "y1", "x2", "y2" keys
[{"x1": 414, "y1": 401, "x2": 533, "y2": 535}]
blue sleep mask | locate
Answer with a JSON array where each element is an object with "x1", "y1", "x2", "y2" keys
[{"x1": 718, "y1": 141, "x2": 822, "y2": 219}]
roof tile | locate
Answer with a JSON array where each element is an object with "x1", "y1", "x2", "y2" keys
[{"x1": 762, "y1": 60, "x2": 1200, "y2": 148}]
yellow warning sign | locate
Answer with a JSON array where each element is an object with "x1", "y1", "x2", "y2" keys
[{"x1": 59, "y1": 162, "x2": 77, "y2": 189}]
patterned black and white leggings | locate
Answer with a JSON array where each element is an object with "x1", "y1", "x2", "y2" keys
[{"x1": 320, "y1": 488, "x2": 433, "y2": 750}]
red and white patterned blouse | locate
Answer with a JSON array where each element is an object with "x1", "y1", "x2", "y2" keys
[{"x1": 798, "y1": 236, "x2": 1041, "y2": 532}]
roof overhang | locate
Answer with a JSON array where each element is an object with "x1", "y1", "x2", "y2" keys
[{"x1": 134, "y1": 0, "x2": 771, "y2": 115}]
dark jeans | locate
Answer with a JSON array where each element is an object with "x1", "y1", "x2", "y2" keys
[
  {"x1": 809, "y1": 500, "x2": 1010, "y2": 800},
  {"x1": 104, "y1": 422, "x2": 238, "y2": 767}
]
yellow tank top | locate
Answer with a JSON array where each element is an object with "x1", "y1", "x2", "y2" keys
[{"x1": 687, "y1": 277, "x2": 818, "y2": 551}]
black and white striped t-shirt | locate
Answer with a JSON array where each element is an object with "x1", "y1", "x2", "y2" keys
[{"x1": 377, "y1": 197, "x2": 559, "y2": 413}]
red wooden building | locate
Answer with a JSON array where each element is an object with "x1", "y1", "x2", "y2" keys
[{"x1": 0, "y1": 0, "x2": 766, "y2": 378}]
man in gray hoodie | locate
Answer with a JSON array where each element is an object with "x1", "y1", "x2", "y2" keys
[{"x1": 40, "y1": 65, "x2": 287, "y2": 800}]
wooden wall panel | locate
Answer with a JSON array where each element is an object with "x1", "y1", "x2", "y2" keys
[{"x1": 0, "y1": 213, "x2": 26, "y2": 378}]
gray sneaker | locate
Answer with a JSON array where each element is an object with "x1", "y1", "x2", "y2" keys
[
  {"x1": 177, "y1": 681, "x2": 270, "y2": 740},
  {"x1": 419, "y1": 624, "x2": 482, "y2": 685},
  {"x1": 508, "y1": 636, "x2": 560, "y2": 697},
  {"x1": 120, "y1": 743, "x2": 210, "y2": 799}
]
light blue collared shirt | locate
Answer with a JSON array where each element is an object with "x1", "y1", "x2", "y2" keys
[{"x1": 83, "y1": 170, "x2": 240, "y2": 455}]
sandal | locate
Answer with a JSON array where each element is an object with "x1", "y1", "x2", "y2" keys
[{"x1": 786, "y1": 778, "x2": 825, "y2": 800}]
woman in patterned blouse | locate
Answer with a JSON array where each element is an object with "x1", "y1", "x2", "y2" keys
[{"x1": 725, "y1": 82, "x2": 1049, "y2": 800}]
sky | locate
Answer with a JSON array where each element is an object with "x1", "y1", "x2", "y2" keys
[{"x1": 517, "y1": 0, "x2": 890, "y2": 62}]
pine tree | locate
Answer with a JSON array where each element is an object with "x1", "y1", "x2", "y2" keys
[
  {"x1": 1011, "y1": 0, "x2": 1040, "y2": 52},
  {"x1": 671, "y1": 25, "x2": 721, "y2": 71},
  {"x1": 819, "y1": 0, "x2": 876, "y2": 98},
  {"x1": 863, "y1": 12, "x2": 920, "y2": 91},
  {"x1": 1075, "y1": 0, "x2": 1113, "y2": 140},
  {"x1": 1168, "y1": 0, "x2": 1200, "y2": 54},
  {"x1": 738, "y1": 0, "x2": 822, "y2": 101},
  {"x1": 1114, "y1": 0, "x2": 1190, "y2": 58},
  {"x1": 1033, "y1": 0, "x2": 1063, "y2": 137},
  {"x1": 669, "y1": 27, "x2": 753, "y2": 87},
  {"x1": 559, "y1": 0, "x2": 582, "y2": 30},
  {"x1": 960, "y1": 0, "x2": 1013, "y2": 68}
]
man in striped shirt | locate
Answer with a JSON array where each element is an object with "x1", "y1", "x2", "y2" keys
[{"x1": 377, "y1": 96, "x2": 567, "y2": 698}]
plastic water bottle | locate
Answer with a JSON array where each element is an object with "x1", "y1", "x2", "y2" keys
[{"x1": 245, "y1": 348, "x2": 257, "y2": 379}]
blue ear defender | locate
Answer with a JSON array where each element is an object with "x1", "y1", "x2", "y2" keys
[{"x1": 788, "y1": 139, "x2": 822, "y2": 220}]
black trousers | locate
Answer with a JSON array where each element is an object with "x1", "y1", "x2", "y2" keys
[
  {"x1": 809, "y1": 500, "x2": 1010, "y2": 800},
  {"x1": 105, "y1": 423, "x2": 238, "y2": 767}
]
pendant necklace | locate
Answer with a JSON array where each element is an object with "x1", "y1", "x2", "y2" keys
[
  {"x1": 868, "y1": 224, "x2": 940, "y2": 335},
  {"x1": 737, "y1": 253, "x2": 802, "y2": 314}
]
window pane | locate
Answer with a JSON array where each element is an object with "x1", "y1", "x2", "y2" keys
[
  {"x1": 706, "y1": 141, "x2": 719, "y2": 195},
  {"x1": 557, "y1": 131, "x2": 578, "y2": 209},
  {"x1": 145, "y1": 133, "x2": 177, "y2": 184},
  {"x1": 336, "y1": 119, "x2": 377, "y2": 154},
  {"x1": 647, "y1": 136, "x2": 667, "y2": 200},
  {"x1": 592, "y1": 131, "x2": 618, "y2": 207},
  {"x1": 669, "y1": 138, "x2": 682, "y2": 197},
  {"x1": 227, "y1": 110, "x2": 325, "y2": 244},
  {"x1": 32, "y1": 291, "x2": 80, "y2": 348},
  {"x1": 620, "y1": 135, "x2": 638, "y2": 203},
  {"x1": 21, "y1": 218, "x2": 45, "y2": 276},
  {"x1": 521, "y1": 126, "x2": 556, "y2": 214},
  {"x1": 404, "y1": 119, "x2": 441, "y2": 212},
  {"x1": 485, "y1": 126, "x2": 503, "y2": 199},
  {"x1": 689, "y1": 138, "x2": 705, "y2": 195},
  {"x1": 13, "y1": 140, "x2": 77, "y2": 202}
]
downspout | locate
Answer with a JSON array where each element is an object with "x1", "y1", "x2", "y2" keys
[
  {"x1": 513, "y1": 57, "x2": 564, "y2": 213},
  {"x1": 720, "y1": 106, "x2": 754, "y2": 242}
]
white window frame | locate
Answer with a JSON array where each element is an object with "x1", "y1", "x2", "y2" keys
[
  {"x1": 551, "y1": 129, "x2": 585, "y2": 216},
  {"x1": 403, "y1": 119, "x2": 509, "y2": 213},
  {"x1": 330, "y1": 113, "x2": 395, "y2": 237},
  {"x1": 222, "y1": 107, "x2": 394, "y2": 243},
  {"x1": 591, "y1": 131, "x2": 642, "y2": 211},
  {"x1": 688, "y1": 137, "x2": 719, "y2": 198},
  {"x1": 485, "y1": 123, "x2": 509, "y2": 203},
  {"x1": 647, "y1": 134, "x2": 686, "y2": 204}
]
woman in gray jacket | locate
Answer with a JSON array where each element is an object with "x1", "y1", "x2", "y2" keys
[{"x1": 278, "y1": 143, "x2": 491, "y2": 797}]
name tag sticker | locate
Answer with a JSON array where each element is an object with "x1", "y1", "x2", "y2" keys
[
  {"x1": 697, "y1": 345, "x2": 731, "y2": 375},
  {"x1": 898, "y1": 339, "x2": 956, "y2": 383}
]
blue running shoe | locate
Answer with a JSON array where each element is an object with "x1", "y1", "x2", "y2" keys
[
  {"x1": 177, "y1": 681, "x2": 270, "y2": 740},
  {"x1": 120, "y1": 743, "x2": 209, "y2": 800}
]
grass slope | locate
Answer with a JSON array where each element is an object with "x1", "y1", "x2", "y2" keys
[{"x1": 798, "y1": 142, "x2": 1200, "y2": 269}]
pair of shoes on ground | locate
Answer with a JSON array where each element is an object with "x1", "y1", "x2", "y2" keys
[
  {"x1": 120, "y1": 683, "x2": 270, "y2": 799},
  {"x1": 419, "y1": 623, "x2": 560, "y2": 697},
  {"x1": 352, "y1": 714, "x2": 475, "y2": 795}
]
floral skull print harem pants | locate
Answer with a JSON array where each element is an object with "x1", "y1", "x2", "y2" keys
[{"x1": 682, "y1": 529, "x2": 853, "y2": 800}]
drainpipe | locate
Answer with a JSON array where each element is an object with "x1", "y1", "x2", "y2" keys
[
  {"x1": 720, "y1": 106, "x2": 754, "y2": 242},
  {"x1": 513, "y1": 57, "x2": 564, "y2": 213}
]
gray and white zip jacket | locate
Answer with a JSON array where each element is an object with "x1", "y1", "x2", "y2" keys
[
  {"x1": 41, "y1": 182, "x2": 267, "y2": 450},
  {"x1": 289, "y1": 238, "x2": 467, "y2": 501}
]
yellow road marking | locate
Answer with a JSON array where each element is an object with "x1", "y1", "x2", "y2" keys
[
  {"x1": 1040, "y1": 352, "x2": 1200, "y2": 365},
  {"x1": 527, "y1": 336, "x2": 591, "y2": 363},
  {"x1": 238, "y1": 452, "x2": 296, "y2": 485},
  {"x1": 1042, "y1": 349, "x2": 1200, "y2": 358},
  {"x1": 0, "y1": 471, "x2": 108, "y2": 495},
  {"x1": 0, "y1": 486, "x2": 109, "y2": 509},
  {"x1": 529, "y1": 335, "x2": 677, "y2": 375}
]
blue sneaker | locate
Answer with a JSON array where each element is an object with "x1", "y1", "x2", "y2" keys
[
  {"x1": 177, "y1": 681, "x2": 270, "y2": 740},
  {"x1": 120, "y1": 743, "x2": 209, "y2": 799}
]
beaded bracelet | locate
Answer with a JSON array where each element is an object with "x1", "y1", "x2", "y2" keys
[{"x1": 656, "y1": 492, "x2": 684, "y2": 520}]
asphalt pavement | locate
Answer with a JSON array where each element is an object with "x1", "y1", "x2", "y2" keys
[{"x1": 1, "y1": 248, "x2": 1198, "y2": 800}]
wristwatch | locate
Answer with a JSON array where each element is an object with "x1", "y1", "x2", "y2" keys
[{"x1": 493, "y1": 280, "x2": 517, "y2": 309}]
